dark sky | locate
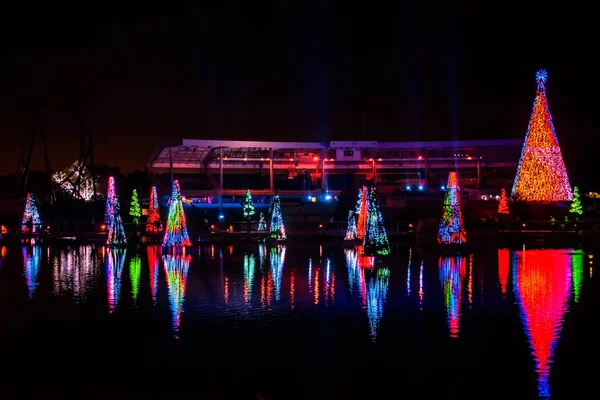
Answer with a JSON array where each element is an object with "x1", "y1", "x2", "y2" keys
[{"x1": 1, "y1": 3, "x2": 595, "y2": 186}]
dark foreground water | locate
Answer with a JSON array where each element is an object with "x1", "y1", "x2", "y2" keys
[{"x1": 0, "y1": 241, "x2": 598, "y2": 399}]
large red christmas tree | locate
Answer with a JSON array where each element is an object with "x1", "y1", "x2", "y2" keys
[{"x1": 511, "y1": 69, "x2": 572, "y2": 201}]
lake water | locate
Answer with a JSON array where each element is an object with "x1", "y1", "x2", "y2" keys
[{"x1": 0, "y1": 241, "x2": 598, "y2": 399}]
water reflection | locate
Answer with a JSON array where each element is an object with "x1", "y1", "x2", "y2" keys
[
  {"x1": 345, "y1": 247, "x2": 390, "y2": 342},
  {"x1": 106, "y1": 248, "x2": 127, "y2": 313},
  {"x1": 129, "y1": 253, "x2": 141, "y2": 305},
  {"x1": 243, "y1": 253, "x2": 256, "y2": 304},
  {"x1": 512, "y1": 249, "x2": 573, "y2": 399},
  {"x1": 438, "y1": 256, "x2": 467, "y2": 338},
  {"x1": 163, "y1": 254, "x2": 191, "y2": 338},
  {"x1": 498, "y1": 249, "x2": 511, "y2": 296},
  {"x1": 147, "y1": 246, "x2": 160, "y2": 306},
  {"x1": 571, "y1": 250, "x2": 584, "y2": 303},
  {"x1": 53, "y1": 246, "x2": 98, "y2": 300},
  {"x1": 0, "y1": 246, "x2": 7, "y2": 269},
  {"x1": 23, "y1": 246, "x2": 41, "y2": 298},
  {"x1": 269, "y1": 245, "x2": 286, "y2": 302}
]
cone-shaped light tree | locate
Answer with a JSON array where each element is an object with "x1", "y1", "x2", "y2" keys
[
  {"x1": 162, "y1": 180, "x2": 191, "y2": 247},
  {"x1": 243, "y1": 189, "x2": 255, "y2": 234},
  {"x1": 269, "y1": 196, "x2": 286, "y2": 240},
  {"x1": 107, "y1": 197, "x2": 127, "y2": 246},
  {"x1": 362, "y1": 186, "x2": 390, "y2": 256},
  {"x1": 258, "y1": 212, "x2": 266, "y2": 231},
  {"x1": 512, "y1": 69, "x2": 572, "y2": 201},
  {"x1": 438, "y1": 172, "x2": 466, "y2": 244},
  {"x1": 355, "y1": 186, "x2": 369, "y2": 240},
  {"x1": 129, "y1": 189, "x2": 141, "y2": 224},
  {"x1": 21, "y1": 193, "x2": 42, "y2": 234},
  {"x1": 146, "y1": 186, "x2": 163, "y2": 233},
  {"x1": 105, "y1": 176, "x2": 116, "y2": 229},
  {"x1": 570, "y1": 186, "x2": 583, "y2": 215},
  {"x1": 344, "y1": 210, "x2": 357, "y2": 240},
  {"x1": 498, "y1": 188, "x2": 510, "y2": 214}
]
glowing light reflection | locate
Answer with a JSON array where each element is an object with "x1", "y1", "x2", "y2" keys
[
  {"x1": 23, "y1": 246, "x2": 41, "y2": 298},
  {"x1": 438, "y1": 256, "x2": 466, "y2": 338},
  {"x1": 163, "y1": 254, "x2": 191, "y2": 338},
  {"x1": 106, "y1": 248, "x2": 127, "y2": 313}
]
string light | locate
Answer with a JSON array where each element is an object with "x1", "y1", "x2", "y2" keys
[
  {"x1": 107, "y1": 197, "x2": 127, "y2": 246},
  {"x1": 569, "y1": 186, "x2": 583, "y2": 215},
  {"x1": 498, "y1": 188, "x2": 510, "y2": 214},
  {"x1": 243, "y1": 189, "x2": 256, "y2": 219},
  {"x1": 269, "y1": 196, "x2": 286, "y2": 240},
  {"x1": 146, "y1": 186, "x2": 163, "y2": 233},
  {"x1": 356, "y1": 186, "x2": 368, "y2": 240},
  {"x1": 104, "y1": 177, "x2": 116, "y2": 229},
  {"x1": 52, "y1": 160, "x2": 97, "y2": 201},
  {"x1": 162, "y1": 180, "x2": 192, "y2": 247},
  {"x1": 129, "y1": 189, "x2": 141, "y2": 224},
  {"x1": 257, "y1": 212, "x2": 266, "y2": 231},
  {"x1": 438, "y1": 172, "x2": 467, "y2": 244},
  {"x1": 21, "y1": 193, "x2": 42, "y2": 234},
  {"x1": 362, "y1": 186, "x2": 390, "y2": 256},
  {"x1": 344, "y1": 210, "x2": 357, "y2": 240},
  {"x1": 512, "y1": 69, "x2": 573, "y2": 201}
]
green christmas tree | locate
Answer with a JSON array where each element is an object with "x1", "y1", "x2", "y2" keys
[
  {"x1": 129, "y1": 189, "x2": 141, "y2": 224},
  {"x1": 570, "y1": 186, "x2": 583, "y2": 215},
  {"x1": 243, "y1": 189, "x2": 256, "y2": 234}
]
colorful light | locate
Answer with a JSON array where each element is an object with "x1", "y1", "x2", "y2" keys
[
  {"x1": 438, "y1": 172, "x2": 466, "y2": 244},
  {"x1": 352, "y1": 263, "x2": 390, "y2": 342},
  {"x1": 52, "y1": 160, "x2": 97, "y2": 201},
  {"x1": 355, "y1": 186, "x2": 369, "y2": 240},
  {"x1": 147, "y1": 245, "x2": 160, "y2": 305},
  {"x1": 129, "y1": 189, "x2": 141, "y2": 224},
  {"x1": 104, "y1": 176, "x2": 116, "y2": 229},
  {"x1": 243, "y1": 189, "x2": 256, "y2": 219},
  {"x1": 107, "y1": 197, "x2": 127, "y2": 246},
  {"x1": 129, "y1": 253, "x2": 141, "y2": 304},
  {"x1": 146, "y1": 186, "x2": 163, "y2": 233},
  {"x1": 21, "y1": 193, "x2": 42, "y2": 234},
  {"x1": 569, "y1": 186, "x2": 583, "y2": 215},
  {"x1": 52, "y1": 246, "x2": 97, "y2": 299},
  {"x1": 498, "y1": 249, "x2": 509, "y2": 296},
  {"x1": 571, "y1": 249, "x2": 584, "y2": 303},
  {"x1": 269, "y1": 196, "x2": 286, "y2": 240},
  {"x1": 512, "y1": 69, "x2": 572, "y2": 202},
  {"x1": 344, "y1": 210, "x2": 357, "y2": 240},
  {"x1": 257, "y1": 212, "x2": 266, "y2": 231},
  {"x1": 498, "y1": 188, "x2": 510, "y2": 214},
  {"x1": 362, "y1": 186, "x2": 390, "y2": 256},
  {"x1": 269, "y1": 245, "x2": 286, "y2": 301},
  {"x1": 106, "y1": 248, "x2": 126, "y2": 313},
  {"x1": 22, "y1": 245, "x2": 41, "y2": 298},
  {"x1": 243, "y1": 253, "x2": 256, "y2": 303},
  {"x1": 163, "y1": 254, "x2": 191, "y2": 338},
  {"x1": 439, "y1": 256, "x2": 467, "y2": 338},
  {"x1": 513, "y1": 249, "x2": 572, "y2": 398},
  {"x1": 162, "y1": 180, "x2": 192, "y2": 247}
]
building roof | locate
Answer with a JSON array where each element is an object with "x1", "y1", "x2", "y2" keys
[{"x1": 148, "y1": 138, "x2": 524, "y2": 169}]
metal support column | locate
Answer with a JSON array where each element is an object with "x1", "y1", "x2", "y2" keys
[
  {"x1": 269, "y1": 149, "x2": 274, "y2": 192},
  {"x1": 477, "y1": 158, "x2": 481, "y2": 188},
  {"x1": 169, "y1": 146, "x2": 173, "y2": 186},
  {"x1": 372, "y1": 160, "x2": 377, "y2": 184},
  {"x1": 219, "y1": 148, "x2": 224, "y2": 192}
]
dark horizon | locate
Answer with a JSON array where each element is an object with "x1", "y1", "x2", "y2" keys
[{"x1": 1, "y1": 3, "x2": 595, "y2": 187}]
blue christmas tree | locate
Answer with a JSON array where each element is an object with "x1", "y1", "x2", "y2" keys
[
  {"x1": 269, "y1": 196, "x2": 286, "y2": 240},
  {"x1": 107, "y1": 197, "x2": 127, "y2": 246}
]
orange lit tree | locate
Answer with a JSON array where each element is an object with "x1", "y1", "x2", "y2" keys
[
  {"x1": 498, "y1": 188, "x2": 510, "y2": 214},
  {"x1": 511, "y1": 69, "x2": 572, "y2": 201}
]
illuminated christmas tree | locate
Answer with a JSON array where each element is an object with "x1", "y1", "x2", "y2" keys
[
  {"x1": 146, "y1": 186, "x2": 163, "y2": 233},
  {"x1": 105, "y1": 176, "x2": 116, "y2": 229},
  {"x1": 162, "y1": 180, "x2": 191, "y2": 247},
  {"x1": 344, "y1": 210, "x2": 357, "y2": 240},
  {"x1": 498, "y1": 188, "x2": 510, "y2": 214},
  {"x1": 129, "y1": 189, "x2": 141, "y2": 224},
  {"x1": 569, "y1": 186, "x2": 583, "y2": 215},
  {"x1": 21, "y1": 193, "x2": 42, "y2": 234},
  {"x1": 438, "y1": 172, "x2": 466, "y2": 244},
  {"x1": 258, "y1": 212, "x2": 266, "y2": 231},
  {"x1": 243, "y1": 189, "x2": 255, "y2": 234},
  {"x1": 362, "y1": 186, "x2": 390, "y2": 256},
  {"x1": 269, "y1": 196, "x2": 286, "y2": 240},
  {"x1": 355, "y1": 186, "x2": 369, "y2": 240},
  {"x1": 107, "y1": 197, "x2": 127, "y2": 246},
  {"x1": 512, "y1": 69, "x2": 573, "y2": 202}
]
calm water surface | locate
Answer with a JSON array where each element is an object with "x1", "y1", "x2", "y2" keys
[{"x1": 0, "y1": 242, "x2": 598, "y2": 399}]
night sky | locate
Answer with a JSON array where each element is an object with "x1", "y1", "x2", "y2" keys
[{"x1": 1, "y1": 3, "x2": 596, "y2": 186}]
